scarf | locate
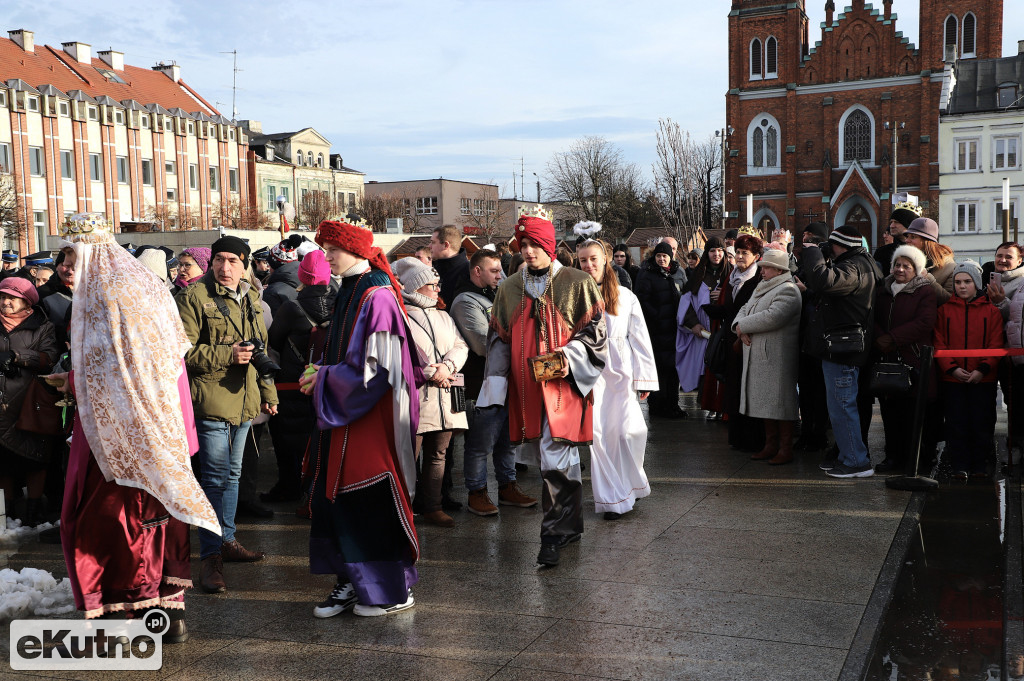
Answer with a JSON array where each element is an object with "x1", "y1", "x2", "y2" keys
[
  {"x1": 0, "y1": 307, "x2": 32, "y2": 332},
  {"x1": 173, "y1": 273, "x2": 202, "y2": 290},
  {"x1": 729, "y1": 263, "x2": 758, "y2": 300}
]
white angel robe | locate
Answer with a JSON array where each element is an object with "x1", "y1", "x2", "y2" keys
[{"x1": 591, "y1": 287, "x2": 659, "y2": 514}]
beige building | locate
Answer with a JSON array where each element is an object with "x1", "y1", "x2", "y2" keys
[
  {"x1": 0, "y1": 29, "x2": 253, "y2": 252},
  {"x1": 245, "y1": 125, "x2": 364, "y2": 228},
  {"x1": 363, "y1": 179, "x2": 500, "y2": 235}
]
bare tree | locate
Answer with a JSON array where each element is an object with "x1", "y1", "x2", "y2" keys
[
  {"x1": 458, "y1": 184, "x2": 509, "y2": 243},
  {"x1": 144, "y1": 202, "x2": 176, "y2": 231},
  {"x1": 0, "y1": 176, "x2": 27, "y2": 245},
  {"x1": 650, "y1": 119, "x2": 721, "y2": 249},
  {"x1": 360, "y1": 192, "x2": 409, "y2": 233},
  {"x1": 299, "y1": 190, "x2": 341, "y2": 229},
  {"x1": 215, "y1": 199, "x2": 273, "y2": 230}
]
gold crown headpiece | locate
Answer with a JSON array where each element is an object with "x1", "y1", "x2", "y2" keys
[
  {"x1": 738, "y1": 223, "x2": 762, "y2": 238},
  {"x1": 892, "y1": 200, "x2": 923, "y2": 217},
  {"x1": 61, "y1": 212, "x2": 115, "y2": 244},
  {"x1": 517, "y1": 204, "x2": 552, "y2": 222}
]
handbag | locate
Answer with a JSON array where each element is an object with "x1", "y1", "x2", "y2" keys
[
  {"x1": 529, "y1": 351, "x2": 565, "y2": 382},
  {"x1": 868, "y1": 361, "x2": 912, "y2": 395},
  {"x1": 703, "y1": 326, "x2": 729, "y2": 382},
  {"x1": 448, "y1": 373, "x2": 466, "y2": 413},
  {"x1": 824, "y1": 324, "x2": 866, "y2": 355},
  {"x1": 16, "y1": 379, "x2": 63, "y2": 434}
]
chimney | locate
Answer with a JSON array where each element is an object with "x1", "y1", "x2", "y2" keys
[
  {"x1": 61, "y1": 41, "x2": 92, "y2": 64},
  {"x1": 152, "y1": 62, "x2": 180, "y2": 82},
  {"x1": 8, "y1": 29, "x2": 34, "y2": 53},
  {"x1": 98, "y1": 49, "x2": 124, "y2": 71},
  {"x1": 1019, "y1": 40, "x2": 1024, "y2": 55},
  {"x1": 265, "y1": 142, "x2": 275, "y2": 162}
]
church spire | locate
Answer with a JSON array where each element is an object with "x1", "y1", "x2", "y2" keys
[{"x1": 825, "y1": 0, "x2": 835, "y2": 25}]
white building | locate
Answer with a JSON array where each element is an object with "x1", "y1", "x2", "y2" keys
[{"x1": 939, "y1": 46, "x2": 1024, "y2": 262}]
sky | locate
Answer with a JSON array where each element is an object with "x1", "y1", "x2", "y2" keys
[{"x1": 9, "y1": 1, "x2": 1024, "y2": 198}]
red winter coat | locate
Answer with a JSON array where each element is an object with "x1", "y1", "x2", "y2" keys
[{"x1": 933, "y1": 294, "x2": 1005, "y2": 383}]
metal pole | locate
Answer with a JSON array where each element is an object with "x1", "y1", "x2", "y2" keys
[
  {"x1": 892, "y1": 124, "x2": 898, "y2": 197},
  {"x1": 885, "y1": 345, "x2": 939, "y2": 491},
  {"x1": 720, "y1": 128, "x2": 727, "y2": 229}
]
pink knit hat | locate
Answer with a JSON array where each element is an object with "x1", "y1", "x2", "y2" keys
[
  {"x1": 0, "y1": 276, "x2": 39, "y2": 305},
  {"x1": 298, "y1": 250, "x2": 331, "y2": 286}
]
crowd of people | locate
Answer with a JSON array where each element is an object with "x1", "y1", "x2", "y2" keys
[{"x1": 2, "y1": 200, "x2": 1020, "y2": 641}]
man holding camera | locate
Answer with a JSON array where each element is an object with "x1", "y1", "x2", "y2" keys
[{"x1": 176, "y1": 236, "x2": 278, "y2": 593}]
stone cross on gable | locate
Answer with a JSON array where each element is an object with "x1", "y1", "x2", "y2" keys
[{"x1": 802, "y1": 209, "x2": 818, "y2": 220}]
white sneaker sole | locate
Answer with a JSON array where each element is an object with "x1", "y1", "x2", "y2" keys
[
  {"x1": 312, "y1": 599, "x2": 356, "y2": 618},
  {"x1": 353, "y1": 594, "x2": 414, "y2": 617},
  {"x1": 826, "y1": 469, "x2": 875, "y2": 478}
]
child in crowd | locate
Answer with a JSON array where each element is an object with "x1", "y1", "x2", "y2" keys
[{"x1": 933, "y1": 261, "x2": 1005, "y2": 480}]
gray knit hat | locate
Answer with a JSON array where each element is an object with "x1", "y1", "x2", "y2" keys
[
  {"x1": 392, "y1": 256, "x2": 439, "y2": 293},
  {"x1": 952, "y1": 259, "x2": 983, "y2": 292}
]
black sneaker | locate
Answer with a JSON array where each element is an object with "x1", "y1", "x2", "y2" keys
[
  {"x1": 818, "y1": 457, "x2": 839, "y2": 471},
  {"x1": 537, "y1": 543, "x2": 560, "y2": 567},
  {"x1": 825, "y1": 463, "x2": 874, "y2": 479},
  {"x1": 313, "y1": 582, "x2": 358, "y2": 618}
]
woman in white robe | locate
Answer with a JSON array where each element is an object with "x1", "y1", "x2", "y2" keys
[{"x1": 577, "y1": 239, "x2": 659, "y2": 519}]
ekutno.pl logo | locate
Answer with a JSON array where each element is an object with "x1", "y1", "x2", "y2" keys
[{"x1": 9, "y1": 608, "x2": 169, "y2": 670}]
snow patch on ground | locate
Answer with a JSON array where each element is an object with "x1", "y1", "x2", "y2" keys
[
  {"x1": 0, "y1": 567, "x2": 75, "y2": 621},
  {"x1": 0, "y1": 517, "x2": 58, "y2": 547}
]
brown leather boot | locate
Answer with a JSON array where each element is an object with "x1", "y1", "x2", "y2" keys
[
  {"x1": 769, "y1": 421, "x2": 795, "y2": 465},
  {"x1": 751, "y1": 420, "x2": 779, "y2": 460},
  {"x1": 421, "y1": 510, "x2": 455, "y2": 527},
  {"x1": 221, "y1": 539, "x2": 266, "y2": 562},
  {"x1": 200, "y1": 555, "x2": 226, "y2": 593}
]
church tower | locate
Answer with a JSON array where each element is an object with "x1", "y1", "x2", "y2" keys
[
  {"x1": 919, "y1": 0, "x2": 1003, "y2": 71},
  {"x1": 727, "y1": 0, "x2": 810, "y2": 92}
]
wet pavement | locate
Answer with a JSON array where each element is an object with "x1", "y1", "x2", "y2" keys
[{"x1": 2, "y1": 395, "x2": 1011, "y2": 680}]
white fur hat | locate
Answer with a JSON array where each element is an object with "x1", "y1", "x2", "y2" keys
[{"x1": 891, "y1": 244, "x2": 927, "y2": 275}]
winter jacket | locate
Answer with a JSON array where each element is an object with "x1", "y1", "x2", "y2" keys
[
  {"x1": 731, "y1": 274, "x2": 802, "y2": 421},
  {"x1": 927, "y1": 259, "x2": 956, "y2": 305},
  {"x1": 268, "y1": 284, "x2": 335, "y2": 383},
  {"x1": 993, "y1": 264, "x2": 1024, "y2": 321},
  {"x1": 433, "y1": 249, "x2": 471, "y2": 309},
  {"x1": 262, "y1": 261, "x2": 302, "y2": 316},
  {"x1": 634, "y1": 258, "x2": 688, "y2": 359},
  {"x1": 0, "y1": 308, "x2": 58, "y2": 462},
  {"x1": 934, "y1": 294, "x2": 1004, "y2": 382},
  {"x1": 37, "y1": 273, "x2": 73, "y2": 348},
  {"x1": 404, "y1": 296, "x2": 469, "y2": 434},
  {"x1": 800, "y1": 244, "x2": 881, "y2": 367},
  {"x1": 872, "y1": 273, "x2": 937, "y2": 374},
  {"x1": 1004, "y1": 285, "x2": 1024, "y2": 366},
  {"x1": 176, "y1": 271, "x2": 278, "y2": 425},
  {"x1": 449, "y1": 282, "x2": 496, "y2": 400},
  {"x1": 612, "y1": 264, "x2": 633, "y2": 290},
  {"x1": 874, "y1": 240, "x2": 904, "y2": 278}
]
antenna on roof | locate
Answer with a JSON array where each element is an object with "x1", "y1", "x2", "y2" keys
[{"x1": 220, "y1": 49, "x2": 241, "y2": 119}]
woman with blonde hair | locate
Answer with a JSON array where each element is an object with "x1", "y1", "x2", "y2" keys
[
  {"x1": 903, "y1": 217, "x2": 955, "y2": 304},
  {"x1": 577, "y1": 238, "x2": 658, "y2": 519}
]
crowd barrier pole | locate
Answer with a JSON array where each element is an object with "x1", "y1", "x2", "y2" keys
[{"x1": 885, "y1": 345, "x2": 938, "y2": 491}]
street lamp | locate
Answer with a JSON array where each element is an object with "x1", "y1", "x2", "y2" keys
[
  {"x1": 715, "y1": 127, "x2": 732, "y2": 229},
  {"x1": 532, "y1": 172, "x2": 541, "y2": 203},
  {"x1": 883, "y1": 121, "x2": 906, "y2": 196}
]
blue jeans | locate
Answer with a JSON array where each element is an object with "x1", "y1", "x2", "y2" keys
[
  {"x1": 821, "y1": 361, "x2": 870, "y2": 469},
  {"x1": 463, "y1": 402, "x2": 516, "y2": 492},
  {"x1": 197, "y1": 418, "x2": 252, "y2": 558}
]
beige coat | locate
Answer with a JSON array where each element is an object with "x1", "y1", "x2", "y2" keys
[
  {"x1": 405, "y1": 302, "x2": 469, "y2": 434},
  {"x1": 731, "y1": 272, "x2": 802, "y2": 421}
]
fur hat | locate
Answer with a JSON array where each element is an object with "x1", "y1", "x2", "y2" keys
[
  {"x1": 952, "y1": 260, "x2": 983, "y2": 292},
  {"x1": 298, "y1": 250, "x2": 331, "y2": 287},
  {"x1": 891, "y1": 244, "x2": 927, "y2": 275},
  {"x1": 828, "y1": 225, "x2": 864, "y2": 250},
  {"x1": 905, "y1": 217, "x2": 939, "y2": 243},
  {"x1": 392, "y1": 256, "x2": 439, "y2": 293},
  {"x1": 759, "y1": 248, "x2": 790, "y2": 271}
]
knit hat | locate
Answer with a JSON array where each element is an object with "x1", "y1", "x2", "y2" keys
[
  {"x1": 689, "y1": 248, "x2": 703, "y2": 259},
  {"x1": 315, "y1": 220, "x2": 406, "y2": 313},
  {"x1": 296, "y1": 240, "x2": 320, "y2": 259},
  {"x1": 905, "y1": 217, "x2": 939, "y2": 243},
  {"x1": 269, "y1": 234, "x2": 302, "y2": 269},
  {"x1": 704, "y1": 237, "x2": 725, "y2": 251},
  {"x1": 0, "y1": 276, "x2": 39, "y2": 305},
  {"x1": 759, "y1": 248, "x2": 790, "y2": 271},
  {"x1": 179, "y1": 247, "x2": 210, "y2": 274},
  {"x1": 653, "y1": 242, "x2": 674, "y2": 257},
  {"x1": 298, "y1": 250, "x2": 331, "y2": 287},
  {"x1": 210, "y1": 236, "x2": 251, "y2": 266},
  {"x1": 392, "y1": 256, "x2": 439, "y2": 293},
  {"x1": 890, "y1": 207, "x2": 921, "y2": 230},
  {"x1": 725, "y1": 229, "x2": 738, "y2": 240},
  {"x1": 137, "y1": 249, "x2": 169, "y2": 281},
  {"x1": 803, "y1": 222, "x2": 829, "y2": 241},
  {"x1": 952, "y1": 259, "x2": 983, "y2": 292},
  {"x1": 891, "y1": 244, "x2": 927, "y2": 275},
  {"x1": 828, "y1": 225, "x2": 864, "y2": 250}
]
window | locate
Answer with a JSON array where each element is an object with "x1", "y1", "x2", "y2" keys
[
  {"x1": 280, "y1": 187, "x2": 289, "y2": 202},
  {"x1": 141, "y1": 114, "x2": 149, "y2": 129},
  {"x1": 747, "y1": 114, "x2": 781, "y2": 173},
  {"x1": 995, "y1": 137, "x2": 1020, "y2": 170},
  {"x1": 954, "y1": 201, "x2": 978, "y2": 232},
  {"x1": 403, "y1": 198, "x2": 412, "y2": 216},
  {"x1": 26, "y1": 96, "x2": 39, "y2": 113},
  {"x1": 416, "y1": 196, "x2": 438, "y2": 215},
  {"x1": 0, "y1": 143, "x2": 9, "y2": 173},
  {"x1": 188, "y1": 164, "x2": 197, "y2": 190},
  {"x1": 460, "y1": 198, "x2": 471, "y2": 215},
  {"x1": 0, "y1": 91, "x2": 7, "y2": 107},
  {"x1": 487, "y1": 200, "x2": 496, "y2": 214},
  {"x1": 997, "y1": 199, "x2": 1019, "y2": 233},
  {"x1": 944, "y1": 15, "x2": 958, "y2": 53},
  {"x1": 296, "y1": 149, "x2": 303, "y2": 166},
  {"x1": 114, "y1": 110, "x2": 124, "y2": 125},
  {"x1": 229, "y1": 129, "x2": 235, "y2": 141},
  {"x1": 229, "y1": 168, "x2": 238, "y2": 192},
  {"x1": 167, "y1": 187, "x2": 177, "y2": 201},
  {"x1": 348, "y1": 193, "x2": 355, "y2": 210},
  {"x1": 306, "y1": 151, "x2": 313, "y2": 167},
  {"x1": 165, "y1": 160, "x2": 175, "y2": 175},
  {"x1": 33, "y1": 211, "x2": 46, "y2": 249},
  {"x1": 141, "y1": 159, "x2": 153, "y2": 186},
  {"x1": 473, "y1": 199, "x2": 484, "y2": 216},
  {"x1": 955, "y1": 138, "x2": 979, "y2": 171},
  {"x1": 29, "y1": 147, "x2": 44, "y2": 177},
  {"x1": 58, "y1": 101, "x2": 70, "y2": 117},
  {"x1": 750, "y1": 38, "x2": 762, "y2": 79},
  {"x1": 765, "y1": 36, "x2": 778, "y2": 78},
  {"x1": 962, "y1": 12, "x2": 976, "y2": 57},
  {"x1": 267, "y1": 185, "x2": 277, "y2": 211},
  {"x1": 209, "y1": 167, "x2": 219, "y2": 191},
  {"x1": 187, "y1": 122, "x2": 194, "y2": 134},
  {"x1": 87, "y1": 106, "x2": 99, "y2": 121},
  {"x1": 317, "y1": 153, "x2": 324, "y2": 168},
  {"x1": 90, "y1": 153, "x2": 102, "y2": 181},
  {"x1": 116, "y1": 156, "x2": 129, "y2": 184},
  {"x1": 60, "y1": 150, "x2": 73, "y2": 179},
  {"x1": 1000, "y1": 84, "x2": 1020, "y2": 108},
  {"x1": 337, "y1": 192, "x2": 345, "y2": 207},
  {"x1": 842, "y1": 109, "x2": 872, "y2": 163},
  {"x1": 163, "y1": 118, "x2": 173, "y2": 132}
]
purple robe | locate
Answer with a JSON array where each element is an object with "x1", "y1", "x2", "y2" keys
[{"x1": 676, "y1": 286, "x2": 711, "y2": 392}]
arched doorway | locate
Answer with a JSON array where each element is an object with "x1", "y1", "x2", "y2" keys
[
  {"x1": 834, "y1": 196, "x2": 879, "y2": 249},
  {"x1": 752, "y1": 207, "x2": 780, "y2": 240}
]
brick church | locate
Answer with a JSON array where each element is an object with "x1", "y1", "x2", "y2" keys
[{"x1": 724, "y1": 0, "x2": 1003, "y2": 246}]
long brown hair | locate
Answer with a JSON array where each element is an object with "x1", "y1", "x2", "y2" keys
[
  {"x1": 919, "y1": 239, "x2": 954, "y2": 268},
  {"x1": 577, "y1": 240, "x2": 619, "y2": 316}
]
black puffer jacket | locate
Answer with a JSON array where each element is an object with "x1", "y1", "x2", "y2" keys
[
  {"x1": 262, "y1": 261, "x2": 301, "y2": 316},
  {"x1": 38, "y1": 273, "x2": 73, "y2": 348},
  {"x1": 634, "y1": 258, "x2": 687, "y2": 359},
  {"x1": 0, "y1": 308, "x2": 59, "y2": 462},
  {"x1": 433, "y1": 249, "x2": 470, "y2": 309},
  {"x1": 268, "y1": 284, "x2": 334, "y2": 383},
  {"x1": 800, "y1": 244, "x2": 882, "y2": 367}
]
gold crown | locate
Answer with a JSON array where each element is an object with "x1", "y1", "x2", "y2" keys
[
  {"x1": 738, "y1": 223, "x2": 762, "y2": 238},
  {"x1": 892, "y1": 200, "x2": 923, "y2": 217},
  {"x1": 516, "y1": 204, "x2": 552, "y2": 222},
  {"x1": 61, "y1": 212, "x2": 115, "y2": 244}
]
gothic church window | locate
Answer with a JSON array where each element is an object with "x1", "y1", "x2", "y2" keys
[
  {"x1": 962, "y1": 12, "x2": 976, "y2": 57},
  {"x1": 747, "y1": 114, "x2": 780, "y2": 174},
  {"x1": 841, "y1": 107, "x2": 873, "y2": 165},
  {"x1": 750, "y1": 38, "x2": 762, "y2": 79},
  {"x1": 765, "y1": 37, "x2": 778, "y2": 78}
]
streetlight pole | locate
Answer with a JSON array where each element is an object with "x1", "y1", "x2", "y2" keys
[
  {"x1": 884, "y1": 121, "x2": 905, "y2": 196},
  {"x1": 715, "y1": 127, "x2": 730, "y2": 229}
]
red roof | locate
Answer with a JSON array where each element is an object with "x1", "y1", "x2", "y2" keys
[{"x1": 0, "y1": 38, "x2": 216, "y2": 115}]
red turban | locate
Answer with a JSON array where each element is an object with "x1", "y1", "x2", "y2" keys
[
  {"x1": 315, "y1": 220, "x2": 408, "y2": 316},
  {"x1": 513, "y1": 216, "x2": 556, "y2": 259}
]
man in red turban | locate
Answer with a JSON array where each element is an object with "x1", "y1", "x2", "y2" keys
[{"x1": 479, "y1": 214, "x2": 607, "y2": 567}]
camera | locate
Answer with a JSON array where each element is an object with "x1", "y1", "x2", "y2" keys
[
  {"x1": 0, "y1": 350, "x2": 21, "y2": 378},
  {"x1": 240, "y1": 339, "x2": 280, "y2": 380}
]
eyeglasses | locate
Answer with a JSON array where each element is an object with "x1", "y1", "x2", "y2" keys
[{"x1": 179, "y1": 262, "x2": 199, "y2": 271}]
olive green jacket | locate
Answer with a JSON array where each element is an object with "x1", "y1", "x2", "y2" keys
[{"x1": 176, "y1": 272, "x2": 277, "y2": 425}]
